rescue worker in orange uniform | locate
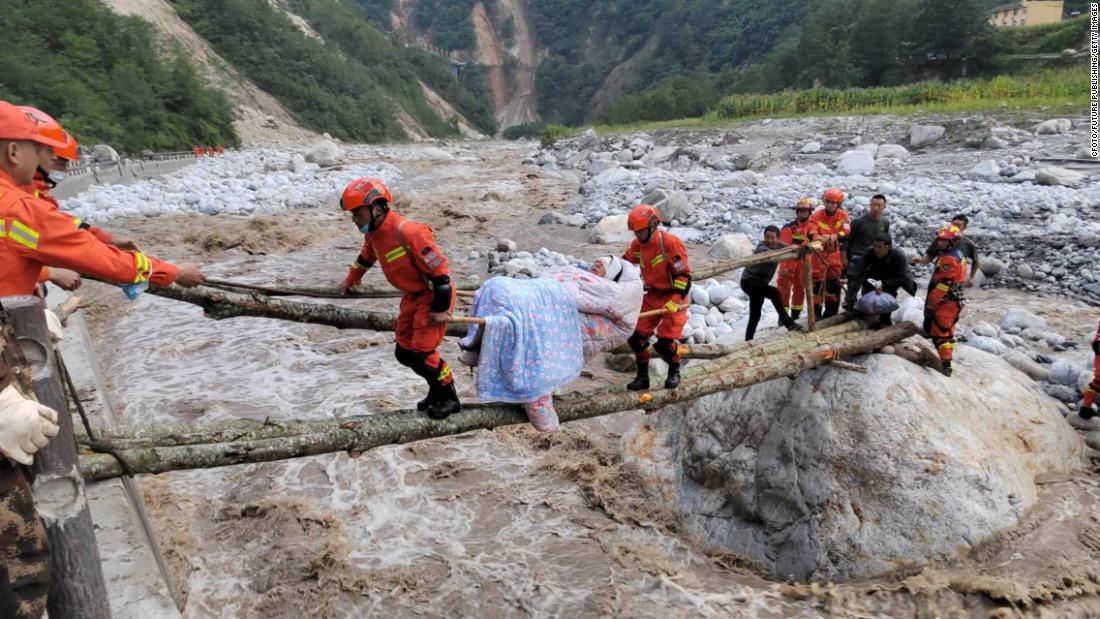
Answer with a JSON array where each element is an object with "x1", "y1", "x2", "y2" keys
[
  {"x1": 1079, "y1": 319, "x2": 1100, "y2": 419},
  {"x1": 337, "y1": 178, "x2": 459, "y2": 419},
  {"x1": 18, "y1": 107, "x2": 140, "y2": 296},
  {"x1": 777, "y1": 197, "x2": 815, "y2": 320},
  {"x1": 925, "y1": 225, "x2": 967, "y2": 377},
  {"x1": 807, "y1": 187, "x2": 850, "y2": 319},
  {"x1": 0, "y1": 101, "x2": 206, "y2": 297},
  {"x1": 622, "y1": 203, "x2": 691, "y2": 391}
]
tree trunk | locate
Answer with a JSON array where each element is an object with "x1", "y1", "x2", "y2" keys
[
  {"x1": 148, "y1": 285, "x2": 472, "y2": 337},
  {"x1": 202, "y1": 278, "x2": 480, "y2": 299},
  {"x1": 78, "y1": 322, "x2": 916, "y2": 481},
  {"x1": 693, "y1": 241, "x2": 823, "y2": 280}
]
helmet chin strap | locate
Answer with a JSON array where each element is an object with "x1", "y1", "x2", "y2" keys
[{"x1": 361, "y1": 202, "x2": 389, "y2": 232}]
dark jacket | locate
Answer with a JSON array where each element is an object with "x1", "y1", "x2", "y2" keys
[
  {"x1": 740, "y1": 242, "x2": 786, "y2": 288},
  {"x1": 859, "y1": 247, "x2": 917, "y2": 296},
  {"x1": 846, "y1": 215, "x2": 890, "y2": 259}
]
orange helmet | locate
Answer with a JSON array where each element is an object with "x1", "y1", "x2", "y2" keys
[
  {"x1": 937, "y1": 225, "x2": 961, "y2": 241},
  {"x1": 54, "y1": 132, "x2": 79, "y2": 161},
  {"x1": 627, "y1": 203, "x2": 661, "y2": 232},
  {"x1": 795, "y1": 197, "x2": 816, "y2": 212},
  {"x1": 16, "y1": 105, "x2": 71, "y2": 153},
  {"x1": 340, "y1": 178, "x2": 393, "y2": 211},
  {"x1": 822, "y1": 188, "x2": 845, "y2": 204}
]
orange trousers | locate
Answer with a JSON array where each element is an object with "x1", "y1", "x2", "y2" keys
[
  {"x1": 929, "y1": 300, "x2": 961, "y2": 363},
  {"x1": 777, "y1": 261, "x2": 805, "y2": 314}
]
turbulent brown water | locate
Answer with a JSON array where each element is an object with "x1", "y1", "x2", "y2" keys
[{"x1": 82, "y1": 139, "x2": 1100, "y2": 618}]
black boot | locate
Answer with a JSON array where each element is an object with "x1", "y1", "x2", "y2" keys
[
  {"x1": 1080, "y1": 404, "x2": 1097, "y2": 420},
  {"x1": 939, "y1": 361, "x2": 953, "y2": 377},
  {"x1": 789, "y1": 308, "x2": 801, "y2": 321},
  {"x1": 664, "y1": 363, "x2": 681, "y2": 389},
  {"x1": 823, "y1": 300, "x2": 840, "y2": 318},
  {"x1": 785, "y1": 320, "x2": 804, "y2": 332},
  {"x1": 426, "y1": 383, "x2": 460, "y2": 419},
  {"x1": 627, "y1": 362, "x2": 650, "y2": 391},
  {"x1": 417, "y1": 391, "x2": 433, "y2": 412}
]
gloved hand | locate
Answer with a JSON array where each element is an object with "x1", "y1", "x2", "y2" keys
[
  {"x1": 0, "y1": 385, "x2": 60, "y2": 466},
  {"x1": 866, "y1": 278, "x2": 882, "y2": 292},
  {"x1": 663, "y1": 300, "x2": 681, "y2": 313}
]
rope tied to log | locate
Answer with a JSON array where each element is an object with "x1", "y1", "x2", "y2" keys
[{"x1": 58, "y1": 354, "x2": 136, "y2": 477}]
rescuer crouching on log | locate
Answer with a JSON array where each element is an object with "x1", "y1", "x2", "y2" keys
[{"x1": 337, "y1": 178, "x2": 460, "y2": 419}]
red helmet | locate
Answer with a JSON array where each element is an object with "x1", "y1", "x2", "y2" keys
[
  {"x1": 341, "y1": 178, "x2": 393, "y2": 211},
  {"x1": 822, "y1": 188, "x2": 845, "y2": 204},
  {"x1": 937, "y1": 225, "x2": 961, "y2": 241},
  {"x1": 795, "y1": 197, "x2": 816, "y2": 212},
  {"x1": 54, "y1": 132, "x2": 79, "y2": 162},
  {"x1": 627, "y1": 203, "x2": 661, "y2": 232}
]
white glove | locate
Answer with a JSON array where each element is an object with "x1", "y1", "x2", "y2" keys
[
  {"x1": 44, "y1": 309, "x2": 64, "y2": 343},
  {"x1": 0, "y1": 385, "x2": 60, "y2": 466},
  {"x1": 866, "y1": 278, "x2": 882, "y2": 292}
]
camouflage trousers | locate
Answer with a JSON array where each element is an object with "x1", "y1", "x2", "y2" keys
[{"x1": 0, "y1": 462, "x2": 49, "y2": 619}]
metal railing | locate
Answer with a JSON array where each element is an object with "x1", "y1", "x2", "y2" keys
[{"x1": 65, "y1": 150, "x2": 202, "y2": 182}]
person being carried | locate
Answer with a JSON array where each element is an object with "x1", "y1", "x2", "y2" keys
[
  {"x1": 337, "y1": 178, "x2": 459, "y2": 419},
  {"x1": 622, "y1": 203, "x2": 692, "y2": 391},
  {"x1": 777, "y1": 197, "x2": 815, "y2": 320},
  {"x1": 851, "y1": 234, "x2": 916, "y2": 326},
  {"x1": 925, "y1": 225, "x2": 967, "y2": 377},
  {"x1": 1079, "y1": 319, "x2": 1100, "y2": 420},
  {"x1": 739, "y1": 226, "x2": 801, "y2": 341},
  {"x1": 808, "y1": 187, "x2": 851, "y2": 319}
]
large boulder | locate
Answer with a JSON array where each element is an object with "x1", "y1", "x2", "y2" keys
[
  {"x1": 586, "y1": 214, "x2": 633, "y2": 244},
  {"x1": 623, "y1": 348, "x2": 1084, "y2": 582},
  {"x1": 304, "y1": 140, "x2": 343, "y2": 166},
  {"x1": 708, "y1": 233, "x2": 755, "y2": 261},
  {"x1": 643, "y1": 188, "x2": 695, "y2": 223},
  {"x1": 835, "y1": 150, "x2": 876, "y2": 176},
  {"x1": 1035, "y1": 166, "x2": 1085, "y2": 187},
  {"x1": 875, "y1": 144, "x2": 910, "y2": 161},
  {"x1": 909, "y1": 125, "x2": 946, "y2": 148},
  {"x1": 91, "y1": 144, "x2": 120, "y2": 164},
  {"x1": 1034, "y1": 118, "x2": 1072, "y2": 135}
]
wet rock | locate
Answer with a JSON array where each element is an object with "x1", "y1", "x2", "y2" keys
[
  {"x1": 691, "y1": 287, "x2": 711, "y2": 307},
  {"x1": 587, "y1": 158, "x2": 618, "y2": 177},
  {"x1": 836, "y1": 150, "x2": 875, "y2": 176},
  {"x1": 304, "y1": 140, "x2": 342, "y2": 166},
  {"x1": 707, "y1": 284, "x2": 733, "y2": 305},
  {"x1": 979, "y1": 258, "x2": 1004, "y2": 278},
  {"x1": 909, "y1": 124, "x2": 946, "y2": 148},
  {"x1": 593, "y1": 167, "x2": 637, "y2": 186},
  {"x1": 972, "y1": 321, "x2": 999, "y2": 338},
  {"x1": 876, "y1": 144, "x2": 910, "y2": 161},
  {"x1": 708, "y1": 233, "x2": 755, "y2": 260},
  {"x1": 1035, "y1": 166, "x2": 1085, "y2": 187},
  {"x1": 1034, "y1": 119, "x2": 1072, "y2": 135},
  {"x1": 1048, "y1": 361, "x2": 1082, "y2": 387},
  {"x1": 983, "y1": 136, "x2": 1009, "y2": 149},
  {"x1": 537, "y1": 212, "x2": 569, "y2": 225},
  {"x1": 1001, "y1": 308, "x2": 1046, "y2": 333},
  {"x1": 643, "y1": 188, "x2": 695, "y2": 222},
  {"x1": 967, "y1": 160, "x2": 1001, "y2": 180},
  {"x1": 1042, "y1": 382, "x2": 1078, "y2": 403},
  {"x1": 418, "y1": 146, "x2": 454, "y2": 161},
  {"x1": 496, "y1": 238, "x2": 518, "y2": 252},
  {"x1": 587, "y1": 215, "x2": 633, "y2": 244},
  {"x1": 1002, "y1": 350, "x2": 1050, "y2": 381},
  {"x1": 613, "y1": 148, "x2": 634, "y2": 163},
  {"x1": 800, "y1": 141, "x2": 822, "y2": 154},
  {"x1": 966, "y1": 335, "x2": 1008, "y2": 356},
  {"x1": 722, "y1": 171, "x2": 764, "y2": 187},
  {"x1": 625, "y1": 348, "x2": 1084, "y2": 582},
  {"x1": 731, "y1": 153, "x2": 752, "y2": 171},
  {"x1": 1015, "y1": 263, "x2": 1035, "y2": 280}
]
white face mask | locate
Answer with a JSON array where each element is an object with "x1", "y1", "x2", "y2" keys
[{"x1": 50, "y1": 171, "x2": 67, "y2": 183}]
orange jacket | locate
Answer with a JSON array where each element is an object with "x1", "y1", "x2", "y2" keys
[
  {"x1": 0, "y1": 169, "x2": 178, "y2": 296},
  {"x1": 808, "y1": 207, "x2": 850, "y2": 276},
  {"x1": 31, "y1": 174, "x2": 115, "y2": 244},
  {"x1": 779, "y1": 218, "x2": 812, "y2": 273},
  {"x1": 927, "y1": 248, "x2": 966, "y2": 307},
  {"x1": 623, "y1": 230, "x2": 691, "y2": 296},
  {"x1": 342, "y1": 211, "x2": 449, "y2": 294}
]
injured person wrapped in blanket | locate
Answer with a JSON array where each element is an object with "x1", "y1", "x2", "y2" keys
[{"x1": 458, "y1": 257, "x2": 643, "y2": 431}]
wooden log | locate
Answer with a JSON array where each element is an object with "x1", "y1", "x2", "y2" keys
[
  {"x1": 148, "y1": 285, "x2": 472, "y2": 337},
  {"x1": 201, "y1": 278, "x2": 481, "y2": 299},
  {"x1": 803, "y1": 252, "x2": 816, "y2": 332},
  {"x1": 77, "y1": 323, "x2": 915, "y2": 480},
  {"x1": 2, "y1": 296, "x2": 111, "y2": 618},
  {"x1": 693, "y1": 241, "x2": 823, "y2": 280}
]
